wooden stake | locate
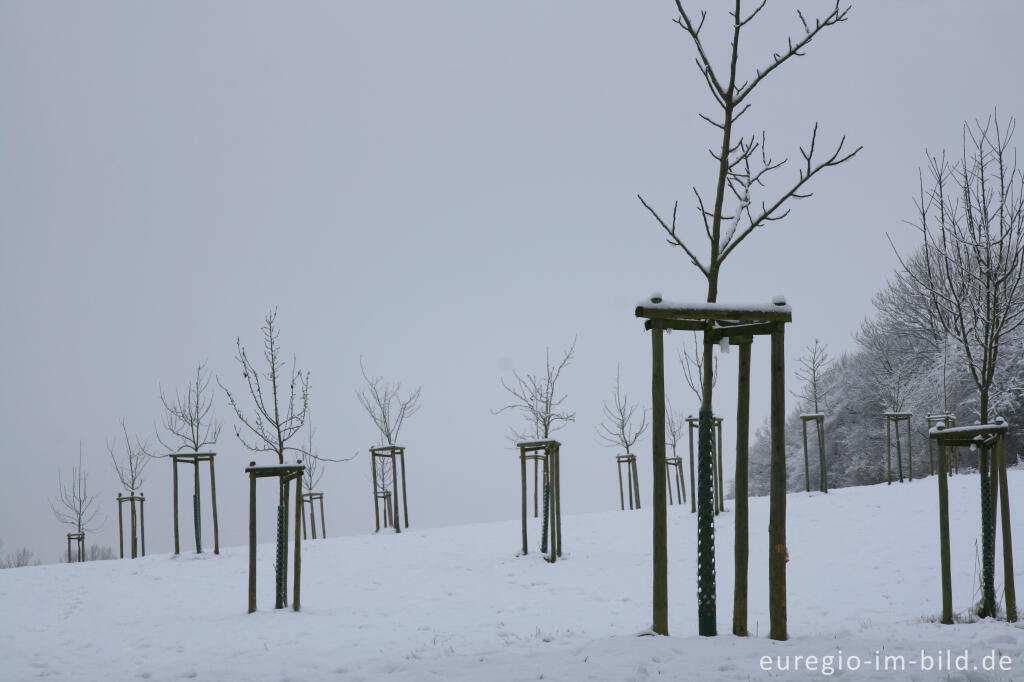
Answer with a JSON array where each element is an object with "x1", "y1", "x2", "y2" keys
[
  {"x1": 802, "y1": 420, "x2": 810, "y2": 493},
  {"x1": 248, "y1": 464, "x2": 257, "y2": 614},
  {"x1": 400, "y1": 449, "x2": 409, "y2": 529},
  {"x1": 293, "y1": 470, "x2": 302, "y2": 612},
  {"x1": 319, "y1": 495, "x2": 326, "y2": 538},
  {"x1": 173, "y1": 457, "x2": 180, "y2": 554},
  {"x1": 118, "y1": 495, "x2": 125, "y2": 559},
  {"x1": 371, "y1": 451, "x2": 380, "y2": 532},
  {"x1": 938, "y1": 444, "x2": 952, "y2": 624},
  {"x1": 997, "y1": 439, "x2": 1017, "y2": 622},
  {"x1": 140, "y1": 494, "x2": 146, "y2": 556},
  {"x1": 617, "y1": 457, "x2": 626, "y2": 510},
  {"x1": 209, "y1": 456, "x2": 220, "y2": 555},
  {"x1": 688, "y1": 420, "x2": 696, "y2": 513},
  {"x1": 651, "y1": 323, "x2": 668, "y2": 635},
  {"x1": 886, "y1": 418, "x2": 892, "y2": 485},
  {"x1": 733, "y1": 341, "x2": 751, "y2": 636},
  {"x1": 520, "y1": 447, "x2": 528, "y2": 555},
  {"x1": 768, "y1": 324, "x2": 787, "y2": 641}
]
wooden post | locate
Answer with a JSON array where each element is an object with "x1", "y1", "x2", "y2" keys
[
  {"x1": 209, "y1": 456, "x2": 220, "y2": 555},
  {"x1": 651, "y1": 321, "x2": 668, "y2": 636},
  {"x1": 716, "y1": 418, "x2": 725, "y2": 513},
  {"x1": 554, "y1": 443, "x2": 563, "y2": 559},
  {"x1": 894, "y1": 419, "x2": 904, "y2": 483},
  {"x1": 768, "y1": 324, "x2": 787, "y2": 641},
  {"x1": 817, "y1": 418, "x2": 828, "y2": 493},
  {"x1": 688, "y1": 419, "x2": 696, "y2": 513},
  {"x1": 118, "y1": 495, "x2": 125, "y2": 559},
  {"x1": 533, "y1": 458, "x2": 539, "y2": 517},
  {"x1": 886, "y1": 418, "x2": 892, "y2": 485},
  {"x1": 997, "y1": 439, "x2": 1017, "y2": 622},
  {"x1": 399, "y1": 448, "x2": 409, "y2": 529},
  {"x1": 281, "y1": 477, "x2": 290, "y2": 602},
  {"x1": 390, "y1": 453, "x2": 400, "y2": 534},
  {"x1": 908, "y1": 419, "x2": 913, "y2": 481},
  {"x1": 130, "y1": 495, "x2": 138, "y2": 559},
  {"x1": 67, "y1": 534, "x2": 72, "y2": 564},
  {"x1": 193, "y1": 460, "x2": 201, "y2": 552},
  {"x1": 617, "y1": 457, "x2": 626, "y2": 510},
  {"x1": 733, "y1": 340, "x2": 751, "y2": 636},
  {"x1": 520, "y1": 446, "x2": 528, "y2": 555},
  {"x1": 371, "y1": 451, "x2": 381, "y2": 532},
  {"x1": 665, "y1": 461, "x2": 674, "y2": 505},
  {"x1": 319, "y1": 495, "x2": 326, "y2": 538},
  {"x1": 140, "y1": 493, "x2": 146, "y2": 556},
  {"x1": 937, "y1": 444, "x2": 952, "y2": 624},
  {"x1": 293, "y1": 468, "x2": 302, "y2": 612},
  {"x1": 248, "y1": 463, "x2": 257, "y2": 614},
  {"x1": 301, "y1": 498, "x2": 308, "y2": 540},
  {"x1": 802, "y1": 420, "x2": 810, "y2": 493},
  {"x1": 173, "y1": 457, "x2": 180, "y2": 554}
]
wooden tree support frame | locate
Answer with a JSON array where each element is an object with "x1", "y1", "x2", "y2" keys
[
  {"x1": 884, "y1": 413, "x2": 913, "y2": 484},
  {"x1": 929, "y1": 421, "x2": 1016, "y2": 624},
  {"x1": 926, "y1": 414, "x2": 958, "y2": 476},
  {"x1": 301, "y1": 492, "x2": 326, "y2": 540},
  {"x1": 665, "y1": 456, "x2": 685, "y2": 506},
  {"x1": 616, "y1": 453, "x2": 641, "y2": 510},
  {"x1": 117, "y1": 492, "x2": 146, "y2": 559},
  {"x1": 66, "y1": 532, "x2": 85, "y2": 563},
  {"x1": 518, "y1": 440, "x2": 562, "y2": 563},
  {"x1": 171, "y1": 452, "x2": 220, "y2": 555},
  {"x1": 370, "y1": 445, "x2": 408, "y2": 533},
  {"x1": 637, "y1": 296, "x2": 791, "y2": 640},
  {"x1": 686, "y1": 415, "x2": 724, "y2": 513},
  {"x1": 799, "y1": 414, "x2": 827, "y2": 493},
  {"x1": 246, "y1": 461, "x2": 303, "y2": 614}
]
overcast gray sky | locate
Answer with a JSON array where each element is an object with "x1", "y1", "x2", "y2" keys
[{"x1": 3, "y1": 1, "x2": 1023, "y2": 563}]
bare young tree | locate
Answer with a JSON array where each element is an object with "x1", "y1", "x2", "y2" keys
[
  {"x1": 49, "y1": 445, "x2": 102, "y2": 538},
  {"x1": 894, "y1": 112, "x2": 1024, "y2": 619},
  {"x1": 637, "y1": 0, "x2": 860, "y2": 640},
  {"x1": 357, "y1": 358, "x2": 422, "y2": 447},
  {"x1": 665, "y1": 397, "x2": 686, "y2": 460},
  {"x1": 108, "y1": 418, "x2": 150, "y2": 494},
  {"x1": 596, "y1": 365, "x2": 649, "y2": 456},
  {"x1": 157, "y1": 361, "x2": 222, "y2": 454},
  {"x1": 301, "y1": 421, "x2": 325, "y2": 494},
  {"x1": 679, "y1": 332, "x2": 717, "y2": 405},
  {"x1": 219, "y1": 308, "x2": 310, "y2": 464},
  {"x1": 792, "y1": 339, "x2": 833, "y2": 413},
  {"x1": 495, "y1": 340, "x2": 576, "y2": 442}
]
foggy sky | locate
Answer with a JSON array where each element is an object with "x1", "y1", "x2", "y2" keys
[{"x1": 3, "y1": 1, "x2": 1023, "y2": 564}]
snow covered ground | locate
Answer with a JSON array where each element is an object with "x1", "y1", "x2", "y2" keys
[{"x1": 2, "y1": 471, "x2": 1023, "y2": 681}]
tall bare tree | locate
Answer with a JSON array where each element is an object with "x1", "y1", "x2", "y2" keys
[
  {"x1": 597, "y1": 365, "x2": 649, "y2": 456},
  {"x1": 638, "y1": 0, "x2": 859, "y2": 640},
  {"x1": 157, "y1": 361, "x2": 222, "y2": 454},
  {"x1": 50, "y1": 445, "x2": 102, "y2": 544},
  {"x1": 357, "y1": 358, "x2": 422, "y2": 447},
  {"x1": 495, "y1": 340, "x2": 576, "y2": 442},
  {"x1": 897, "y1": 113, "x2": 1024, "y2": 425},
  {"x1": 894, "y1": 112, "x2": 1024, "y2": 618}
]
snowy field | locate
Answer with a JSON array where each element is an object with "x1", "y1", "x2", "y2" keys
[{"x1": 2, "y1": 472, "x2": 1023, "y2": 681}]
